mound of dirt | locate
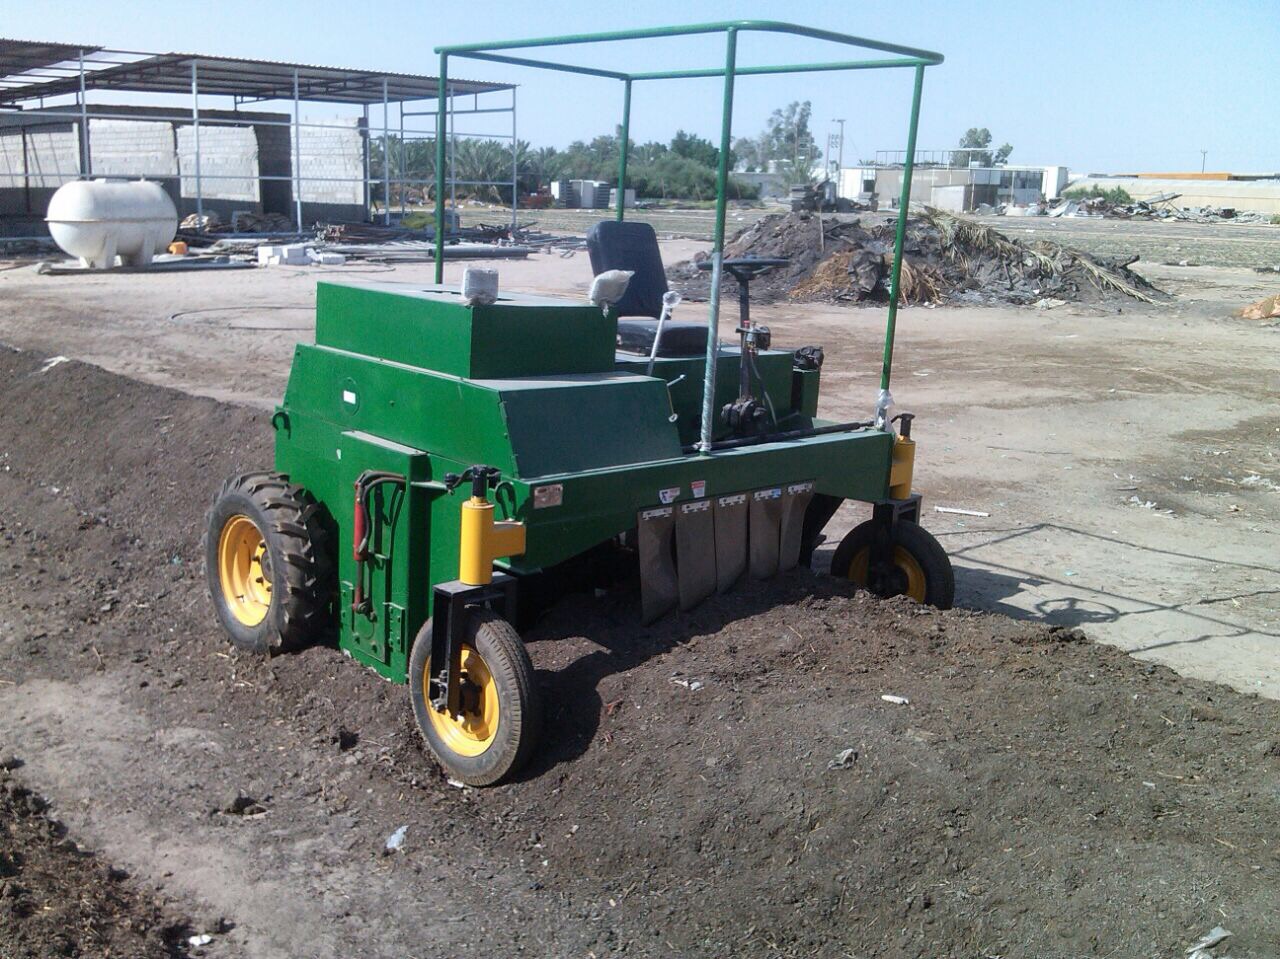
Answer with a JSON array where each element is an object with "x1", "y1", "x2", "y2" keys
[
  {"x1": 669, "y1": 211, "x2": 1165, "y2": 307},
  {"x1": 0, "y1": 345, "x2": 1276, "y2": 958},
  {"x1": 0, "y1": 764, "x2": 190, "y2": 959}
]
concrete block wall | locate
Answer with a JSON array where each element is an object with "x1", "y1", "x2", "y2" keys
[
  {"x1": 176, "y1": 124, "x2": 259, "y2": 205},
  {"x1": 89, "y1": 119, "x2": 176, "y2": 178},
  {"x1": 23, "y1": 125, "x2": 81, "y2": 189},
  {"x1": 1, "y1": 104, "x2": 370, "y2": 228}
]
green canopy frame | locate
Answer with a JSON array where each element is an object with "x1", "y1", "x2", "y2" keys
[{"x1": 434, "y1": 21, "x2": 944, "y2": 452}]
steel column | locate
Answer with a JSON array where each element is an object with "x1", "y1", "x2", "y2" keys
[
  {"x1": 615, "y1": 78, "x2": 631, "y2": 221},
  {"x1": 292, "y1": 69, "x2": 303, "y2": 231},
  {"x1": 77, "y1": 49, "x2": 90, "y2": 179},
  {"x1": 399, "y1": 101, "x2": 406, "y2": 217},
  {"x1": 191, "y1": 61, "x2": 203, "y2": 232},
  {"x1": 696, "y1": 28, "x2": 738, "y2": 454},
  {"x1": 382, "y1": 78, "x2": 390, "y2": 225},
  {"x1": 510, "y1": 87, "x2": 518, "y2": 230},
  {"x1": 362, "y1": 105, "x2": 371, "y2": 220},
  {"x1": 878, "y1": 64, "x2": 925, "y2": 398},
  {"x1": 434, "y1": 55, "x2": 448, "y2": 283}
]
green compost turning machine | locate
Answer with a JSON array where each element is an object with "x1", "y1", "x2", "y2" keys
[{"x1": 205, "y1": 22, "x2": 952, "y2": 785}]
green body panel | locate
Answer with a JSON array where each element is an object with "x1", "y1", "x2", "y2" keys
[
  {"x1": 316, "y1": 282, "x2": 617, "y2": 378},
  {"x1": 274, "y1": 281, "x2": 894, "y2": 683}
]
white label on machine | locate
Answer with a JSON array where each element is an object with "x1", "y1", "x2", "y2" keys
[
  {"x1": 691, "y1": 480, "x2": 706, "y2": 498},
  {"x1": 533, "y1": 484, "x2": 563, "y2": 509},
  {"x1": 753, "y1": 487, "x2": 782, "y2": 501},
  {"x1": 717, "y1": 493, "x2": 746, "y2": 507},
  {"x1": 680, "y1": 500, "x2": 710, "y2": 515},
  {"x1": 641, "y1": 506, "x2": 674, "y2": 521},
  {"x1": 787, "y1": 481, "x2": 815, "y2": 495},
  {"x1": 658, "y1": 486, "x2": 681, "y2": 504}
]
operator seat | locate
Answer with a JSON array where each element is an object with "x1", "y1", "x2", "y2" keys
[{"x1": 586, "y1": 220, "x2": 708, "y2": 357}]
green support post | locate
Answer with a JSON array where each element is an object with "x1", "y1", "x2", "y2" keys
[
  {"x1": 696, "y1": 27, "x2": 738, "y2": 453},
  {"x1": 616, "y1": 79, "x2": 631, "y2": 221},
  {"x1": 434, "y1": 53, "x2": 449, "y2": 285},
  {"x1": 878, "y1": 64, "x2": 925, "y2": 401}
]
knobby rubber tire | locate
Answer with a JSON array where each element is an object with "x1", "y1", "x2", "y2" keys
[
  {"x1": 204, "y1": 471, "x2": 333, "y2": 654},
  {"x1": 409, "y1": 609, "x2": 541, "y2": 787}
]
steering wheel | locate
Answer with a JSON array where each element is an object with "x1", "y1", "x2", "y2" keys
[{"x1": 696, "y1": 256, "x2": 789, "y2": 281}]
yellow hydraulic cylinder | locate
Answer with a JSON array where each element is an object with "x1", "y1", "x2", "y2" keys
[
  {"x1": 459, "y1": 496, "x2": 527, "y2": 586},
  {"x1": 888, "y1": 433, "x2": 916, "y2": 500}
]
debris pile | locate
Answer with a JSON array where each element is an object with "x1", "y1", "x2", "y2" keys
[
  {"x1": 670, "y1": 210, "x2": 1163, "y2": 307},
  {"x1": 1033, "y1": 192, "x2": 1275, "y2": 223}
]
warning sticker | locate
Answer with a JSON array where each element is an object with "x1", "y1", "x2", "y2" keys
[
  {"x1": 691, "y1": 480, "x2": 707, "y2": 498},
  {"x1": 658, "y1": 486, "x2": 681, "y2": 504}
]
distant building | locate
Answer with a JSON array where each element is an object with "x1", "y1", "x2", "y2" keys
[{"x1": 838, "y1": 159, "x2": 1070, "y2": 211}]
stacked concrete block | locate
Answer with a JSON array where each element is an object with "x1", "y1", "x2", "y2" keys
[
  {"x1": 88, "y1": 119, "x2": 176, "y2": 178},
  {"x1": 23, "y1": 125, "x2": 80, "y2": 188},
  {"x1": 176, "y1": 123, "x2": 259, "y2": 203},
  {"x1": 296, "y1": 118, "x2": 363, "y2": 205}
]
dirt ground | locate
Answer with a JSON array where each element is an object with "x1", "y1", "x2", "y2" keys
[
  {"x1": 0, "y1": 347, "x2": 1276, "y2": 959},
  {"x1": 0, "y1": 218, "x2": 1275, "y2": 698},
  {"x1": 0, "y1": 215, "x2": 1277, "y2": 957}
]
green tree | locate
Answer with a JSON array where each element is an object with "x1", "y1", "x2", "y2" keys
[
  {"x1": 953, "y1": 127, "x2": 1013, "y2": 167},
  {"x1": 670, "y1": 130, "x2": 721, "y2": 169}
]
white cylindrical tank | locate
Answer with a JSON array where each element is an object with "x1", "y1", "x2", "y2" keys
[{"x1": 46, "y1": 179, "x2": 178, "y2": 269}]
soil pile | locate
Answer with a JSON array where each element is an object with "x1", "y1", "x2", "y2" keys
[
  {"x1": 670, "y1": 210, "x2": 1164, "y2": 307},
  {"x1": 0, "y1": 346, "x2": 1276, "y2": 958}
]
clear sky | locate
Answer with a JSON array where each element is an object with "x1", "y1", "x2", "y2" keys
[{"x1": 10, "y1": 0, "x2": 1278, "y2": 173}]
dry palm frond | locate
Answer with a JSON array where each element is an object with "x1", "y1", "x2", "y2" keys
[
  {"x1": 896, "y1": 257, "x2": 942, "y2": 304},
  {"x1": 924, "y1": 208, "x2": 1058, "y2": 274},
  {"x1": 788, "y1": 251, "x2": 856, "y2": 300},
  {"x1": 1070, "y1": 251, "x2": 1159, "y2": 304}
]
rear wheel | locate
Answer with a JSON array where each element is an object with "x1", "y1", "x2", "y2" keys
[
  {"x1": 409, "y1": 610, "x2": 540, "y2": 786},
  {"x1": 204, "y1": 471, "x2": 332, "y2": 654},
  {"x1": 831, "y1": 519, "x2": 954, "y2": 609}
]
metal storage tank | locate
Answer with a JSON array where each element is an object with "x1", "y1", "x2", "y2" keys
[{"x1": 45, "y1": 179, "x2": 178, "y2": 269}]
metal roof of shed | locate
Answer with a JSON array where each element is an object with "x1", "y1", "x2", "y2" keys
[
  {"x1": 0, "y1": 39, "x2": 103, "y2": 91},
  {"x1": 0, "y1": 45, "x2": 509, "y2": 105}
]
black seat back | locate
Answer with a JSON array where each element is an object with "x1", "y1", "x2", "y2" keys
[{"x1": 586, "y1": 220, "x2": 668, "y2": 318}]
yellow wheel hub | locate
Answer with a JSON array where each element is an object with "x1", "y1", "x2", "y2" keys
[
  {"x1": 848, "y1": 544, "x2": 927, "y2": 603},
  {"x1": 425, "y1": 646, "x2": 500, "y2": 757},
  {"x1": 217, "y1": 515, "x2": 273, "y2": 626}
]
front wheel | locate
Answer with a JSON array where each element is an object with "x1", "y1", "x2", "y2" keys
[
  {"x1": 409, "y1": 610, "x2": 540, "y2": 786},
  {"x1": 831, "y1": 519, "x2": 954, "y2": 609}
]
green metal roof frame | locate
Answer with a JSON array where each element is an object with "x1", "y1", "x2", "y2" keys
[{"x1": 432, "y1": 21, "x2": 944, "y2": 452}]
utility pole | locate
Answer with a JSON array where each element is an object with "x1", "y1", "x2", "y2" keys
[
  {"x1": 834, "y1": 118, "x2": 846, "y2": 172},
  {"x1": 1200, "y1": 149, "x2": 1208, "y2": 173}
]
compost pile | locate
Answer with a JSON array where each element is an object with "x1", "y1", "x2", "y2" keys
[
  {"x1": 0, "y1": 347, "x2": 1276, "y2": 958},
  {"x1": 0, "y1": 764, "x2": 189, "y2": 959},
  {"x1": 669, "y1": 210, "x2": 1163, "y2": 307}
]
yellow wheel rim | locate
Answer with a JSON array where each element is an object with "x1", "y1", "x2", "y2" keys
[
  {"x1": 217, "y1": 515, "x2": 272, "y2": 626},
  {"x1": 425, "y1": 646, "x2": 500, "y2": 758},
  {"x1": 848, "y1": 545, "x2": 928, "y2": 603}
]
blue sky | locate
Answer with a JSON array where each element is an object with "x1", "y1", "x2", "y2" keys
[{"x1": 11, "y1": 0, "x2": 1278, "y2": 173}]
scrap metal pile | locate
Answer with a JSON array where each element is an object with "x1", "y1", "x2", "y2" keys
[{"x1": 669, "y1": 210, "x2": 1163, "y2": 307}]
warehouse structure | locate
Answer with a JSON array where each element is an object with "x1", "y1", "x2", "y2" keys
[{"x1": 0, "y1": 38, "x2": 515, "y2": 236}]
